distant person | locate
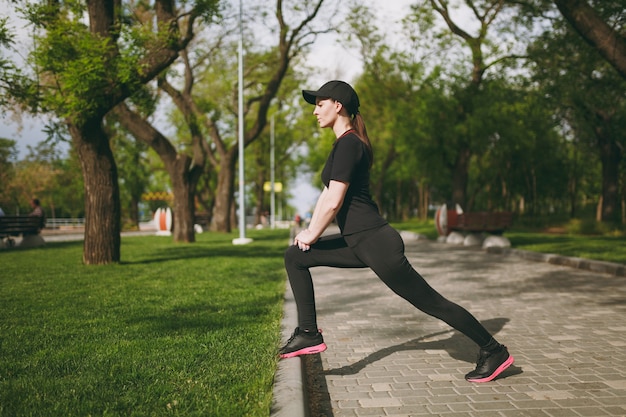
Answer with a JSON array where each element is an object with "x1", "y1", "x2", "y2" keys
[
  {"x1": 28, "y1": 198, "x2": 45, "y2": 233},
  {"x1": 29, "y1": 198, "x2": 44, "y2": 217},
  {"x1": 280, "y1": 80, "x2": 514, "y2": 383}
]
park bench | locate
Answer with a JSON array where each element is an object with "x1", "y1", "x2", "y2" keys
[
  {"x1": 0, "y1": 216, "x2": 46, "y2": 248},
  {"x1": 449, "y1": 211, "x2": 513, "y2": 235},
  {"x1": 194, "y1": 213, "x2": 211, "y2": 229}
]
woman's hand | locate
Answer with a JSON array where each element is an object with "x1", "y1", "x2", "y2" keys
[
  {"x1": 293, "y1": 181, "x2": 347, "y2": 252},
  {"x1": 294, "y1": 229, "x2": 318, "y2": 252}
]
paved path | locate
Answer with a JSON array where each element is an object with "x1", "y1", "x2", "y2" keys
[{"x1": 276, "y1": 237, "x2": 626, "y2": 417}]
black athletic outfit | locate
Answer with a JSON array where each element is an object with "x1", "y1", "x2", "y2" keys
[{"x1": 284, "y1": 131, "x2": 494, "y2": 347}]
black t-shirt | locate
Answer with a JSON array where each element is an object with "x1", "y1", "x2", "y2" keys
[{"x1": 321, "y1": 132, "x2": 387, "y2": 235}]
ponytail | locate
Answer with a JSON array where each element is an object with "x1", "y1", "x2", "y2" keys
[{"x1": 352, "y1": 113, "x2": 374, "y2": 168}]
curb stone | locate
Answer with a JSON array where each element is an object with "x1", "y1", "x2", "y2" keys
[
  {"x1": 486, "y1": 246, "x2": 626, "y2": 277},
  {"x1": 270, "y1": 283, "x2": 309, "y2": 417}
]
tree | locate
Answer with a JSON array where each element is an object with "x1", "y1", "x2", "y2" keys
[
  {"x1": 406, "y1": 0, "x2": 528, "y2": 209},
  {"x1": 203, "y1": 0, "x2": 333, "y2": 233},
  {"x1": 356, "y1": 61, "x2": 435, "y2": 220},
  {"x1": 553, "y1": 0, "x2": 626, "y2": 80},
  {"x1": 505, "y1": 0, "x2": 626, "y2": 78},
  {"x1": 52, "y1": 147, "x2": 85, "y2": 219},
  {"x1": 115, "y1": 0, "x2": 335, "y2": 238},
  {"x1": 0, "y1": 138, "x2": 18, "y2": 213},
  {"x1": 112, "y1": 131, "x2": 151, "y2": 229},
  {"x1": 249, "y1": 104, "x2": 310, "y2": 226},
  {"x1": 112, "y1": 36, "x2": 209, "y2": 242},
  {"x1": 465, "y1": 80, "x2": 570, "y2": 215},
  {"x1": 1, "y1": 0, "x2": 219, "y2": 263},
  {"x1": 342, "y1": 3, "x2": 437, "y2": 220},
  {"x1": 0, "y1": 137, "x2": 85, "y2": 218},
  {"x1": 17, "y1": 142, "x2": 61, "y2": 217},
  {"x1": 527, "y1": 12, "x2": 626, "y2": 223}
]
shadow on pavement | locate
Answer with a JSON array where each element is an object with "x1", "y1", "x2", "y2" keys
[{"x1": 303, "y1": 317, "x2": 521, "y2": 416}]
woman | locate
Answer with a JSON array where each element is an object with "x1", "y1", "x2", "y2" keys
[{"x1": 280, "y1": 80, "x2": 514, "y2": 383}]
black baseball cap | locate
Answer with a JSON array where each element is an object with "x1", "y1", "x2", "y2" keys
[{"x1": 302, "y1": 80, "x2": 360, "y2": 116}]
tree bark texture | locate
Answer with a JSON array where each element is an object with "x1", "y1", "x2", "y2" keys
[
  {"x1": 210, "y1": 151, "x2": 237, "y2": 232},
  {"x1": 171, "y1": 156, "x2": 198, "y2": 242},
  {"x1": 70, "y1": 119, "x2": 121, "y2": 264}
]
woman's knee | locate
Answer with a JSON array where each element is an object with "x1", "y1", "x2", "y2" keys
[{"x1": 284, "y1": 244, "x2": 303, "y2": 267}]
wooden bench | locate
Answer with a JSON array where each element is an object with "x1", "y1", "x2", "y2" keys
[
  {"x1": 450, "y1": 211, "x2": 513, "y2": 235},
  {"x1": 0, "y1": 216, "x2": 46, "y2": 247},
  {"x1": 194, "y1": 213, "x2": 211, "y2": 228}
]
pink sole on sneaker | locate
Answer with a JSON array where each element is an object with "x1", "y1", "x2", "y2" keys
[
  {"x1": 467, "y1": 355, "x2": 515, "y2": 383},
  {"x1": 280, "y1": 343, "x2": 327, "y2": 359}
]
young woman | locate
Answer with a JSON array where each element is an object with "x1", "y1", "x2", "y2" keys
[{"x1": 280, "y1": 80, "x2": 514, "y2": 383}]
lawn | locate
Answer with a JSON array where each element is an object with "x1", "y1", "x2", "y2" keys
[
  {"x1": 392, "y1": 219, "x2": 626, "y2": 265},
  {"x1": 506, "y1": 231, "x2": 626, "y2": 263},
  {"x1": 0, "y1": 229, "x2": 291, "y2": 417}
]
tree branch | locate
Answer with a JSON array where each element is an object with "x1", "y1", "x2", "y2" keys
[{"x1": 554, "y1": 0, "x2": 626, "y2": 80}]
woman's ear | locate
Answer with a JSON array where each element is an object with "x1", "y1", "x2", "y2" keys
[{"x1": 334, "y1": 100, "x2": 344, "y2": 114}]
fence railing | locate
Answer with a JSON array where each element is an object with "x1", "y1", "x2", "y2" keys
[
  {"x1": 45, "y1": 218, "x2": 86, "y2": 229},
  {"x1": 44, "y1": 217, "x2": 293, "y2": 230}
]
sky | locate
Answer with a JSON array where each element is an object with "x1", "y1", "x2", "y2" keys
[{"x1": 0, "y1": 0, "x2": 427, "y2": 216}]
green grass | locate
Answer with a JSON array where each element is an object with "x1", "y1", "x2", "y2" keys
[
  {"x1": 506, "y1": 232, "x2": 626, "y2": 263},
  {"x1": 0, "y1": 229, "x2": 291, "y2": 417},
  {"x1": 392, "y1": 218, "x2": 626, "y2": 265},
  {"x1": 390, "y1": 219, "x2": 440, "y2": 240}
]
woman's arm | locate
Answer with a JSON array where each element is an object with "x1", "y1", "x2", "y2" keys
[{"x1": 294, "y1": 180, "x2": 348, "y2": 251}]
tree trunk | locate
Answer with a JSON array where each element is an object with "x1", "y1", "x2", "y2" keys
[
  {"x1": 211, "y1": 149, "x2": 237, "y2": 232},
  {"x1": 230, "y1": 198, "x2": 238, "y2": 230},
  {"x1": 418, "y1": 180, "x2": 429, "y2": 220},
  {"x1": 70, "y1": 119, "x2": 121, "y2": 264},
  {"x1": 171, "y1": 155, "x2": 198, "y2": 242},
  {"x1": 196, "y1": 172, "x2": 216, "y2": 219},
  {"x1": 598, "y1": 132, "x2": 622, "y2": 223},
  {"x1": 129, "y1": 195, "x2": 140, "y2": 229},
  {"x1": 568, "y1": 175, "x2": 578, "y2": 218},
  {"x1": 622, "y1": 189, "x2": 626, "y2": 224},
  {"x1": 451, "y1": 146, "x2": 471, "y2": 210},
  {"x1": 253, "y1": 177, "x2": 266, "y2": 227},
  {"x1": 113, "y1": 103, "x2": 202, "y2": 242}
]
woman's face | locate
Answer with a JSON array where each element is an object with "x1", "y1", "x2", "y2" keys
[{"x1": 313, "y1": 98, "x2": 339, "y2": 128}]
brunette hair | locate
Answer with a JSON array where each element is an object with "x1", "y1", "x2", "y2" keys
[{"x1": 352, "y1": 113, "x2": 374, "y2": 168}]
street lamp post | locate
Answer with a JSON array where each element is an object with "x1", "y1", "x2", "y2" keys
[
  {"x1": 270, "y1": 114, "x2": 276, "y2": 229},
  {"x1": 233, "y1": 0, "x2": 252, "y2": 245}
]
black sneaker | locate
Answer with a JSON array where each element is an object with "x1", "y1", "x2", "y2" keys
[
  {"x1": 465, "y1": 345, "x2": 514, "y2": 382},
  {"x1": 279, "y1": 327, "x2": 327, "y2": 358}
]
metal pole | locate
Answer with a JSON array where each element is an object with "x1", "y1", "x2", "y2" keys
[
  {"x1": 233, "y1": 0, "x2": 251, "y2": 245},
  {"x1": 270, "y1": 115, "x2": 276, "y2": 229}
]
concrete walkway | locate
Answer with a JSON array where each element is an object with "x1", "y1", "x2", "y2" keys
[{"x1": 272, "y1": 235, "x2": 626, "y2": 417}]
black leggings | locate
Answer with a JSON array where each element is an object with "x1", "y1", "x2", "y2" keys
[{"x1": 284, "y1": 224, "x2": 493, "y2": 347}]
